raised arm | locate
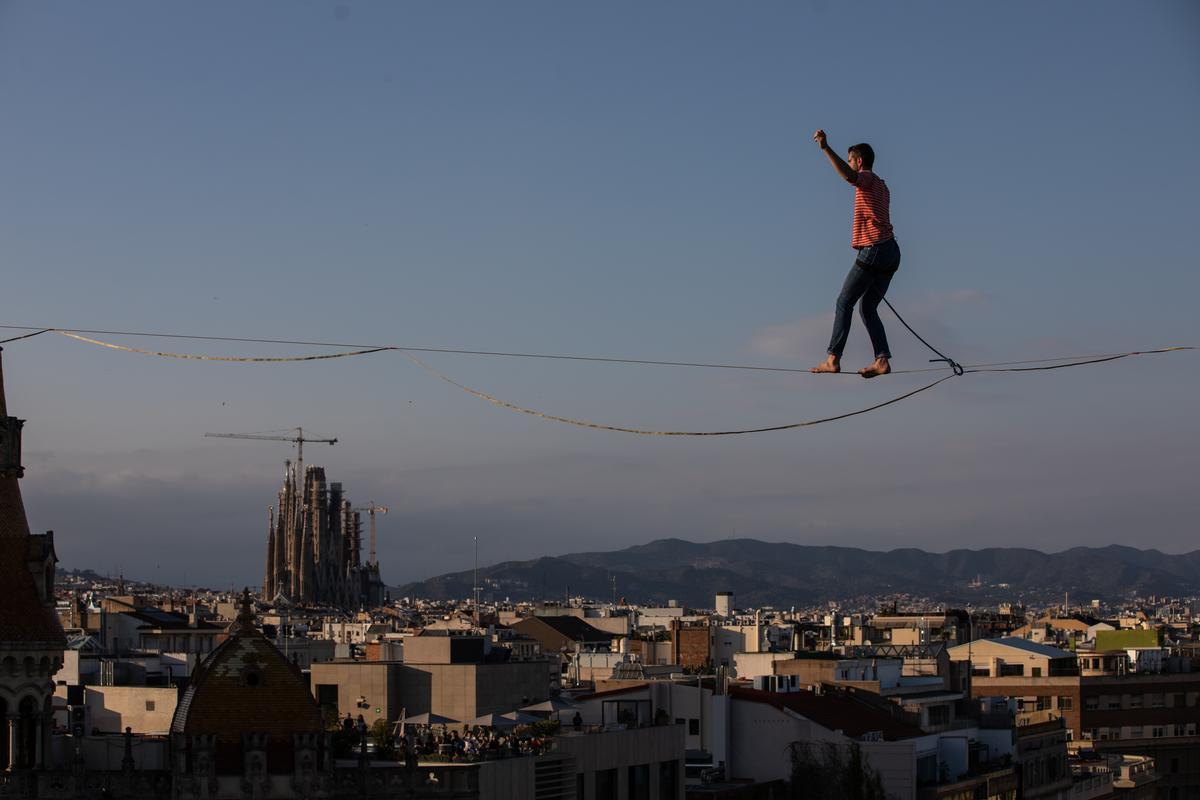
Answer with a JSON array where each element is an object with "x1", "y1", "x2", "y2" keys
[{"x1": 813, "y1": 129, "x2": 858, "y2": 184}]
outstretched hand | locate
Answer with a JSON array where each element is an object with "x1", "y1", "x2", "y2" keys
[{"x1": 812, "y1": 129, "x2": 828, "y2": 150}]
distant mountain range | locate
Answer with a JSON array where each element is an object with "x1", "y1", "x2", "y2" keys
[{"x1": 394, "y1": 538, "x2": 1200, "y2": 608}]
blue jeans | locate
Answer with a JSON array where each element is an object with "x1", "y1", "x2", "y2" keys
[{"x1": 826, "y1": 238, "x2": 900, "y2": 359}]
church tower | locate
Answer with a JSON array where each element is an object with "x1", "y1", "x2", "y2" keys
[{"x1": 0, "y1": 348, "x2": 67, "y2": 771}]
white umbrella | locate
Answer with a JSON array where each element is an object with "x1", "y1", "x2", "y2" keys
[
  {"x1": 500, "y1": 710, "x2": 542, "y2": 726},
  {"x1": 395, "y1": 711, "x2": 460, "y2": 731},
  {"x1": 398, "y1": 710, "x2": 463, "y2": 734},
  {"x1": 467, "y1": 712, "x2": 521, "y2": 729},
  {"x1": 520, "y1": 697, "x2": 580, "y2": 716}
]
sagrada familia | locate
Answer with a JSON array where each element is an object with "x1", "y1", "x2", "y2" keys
[{"x1": 263, "y1": 464, "x2": 386, "y2": 609}]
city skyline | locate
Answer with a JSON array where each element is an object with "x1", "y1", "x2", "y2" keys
[{"x1": 2, "y1": 1, "x2": 1197, "y2": 588}]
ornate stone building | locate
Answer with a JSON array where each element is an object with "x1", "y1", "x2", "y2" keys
[
  {"x1": 170, "y1": 591, "x2": 330, "y2": 799},
  {"x1": 0, "y1": 348, "x2": 67, "y2": 773},
  {"x1": 262, "y1": 465, "x2": 384, "y2": 609}
]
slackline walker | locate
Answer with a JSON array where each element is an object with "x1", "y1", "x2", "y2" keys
[{"x1": 0, "y1": 325, "x2": 1193, "y2": 438}]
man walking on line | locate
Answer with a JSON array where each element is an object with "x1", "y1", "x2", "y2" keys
[{"x1": 810, "y1": 129, "x2": 900, "y2": 378}]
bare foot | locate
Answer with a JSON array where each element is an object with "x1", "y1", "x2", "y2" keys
[
  {"x1": 858, "y1": 357, "x2": 891, "y2": 378},
  {"x1": 811, "y1": 355, "x2": 840, "y2": 374}
]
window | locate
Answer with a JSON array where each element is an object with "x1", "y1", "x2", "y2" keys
[
  {"x1": 1129, "y1": 726, "x2": 1143, "y2": 739},
  {"x1": 1032, "y1": 667, "x2": 1042, "y2": 677},
  {"x1": 999, "y1": 664, "x2": 1025, "y2": 677},
  {"x1": 627, "y1": 764, "x2": 649, "y2": 800},
  {"x1": 1126, "y1": 694, "x2": 1142, "y2": 709},
  {"x1": 595, "y1": 768, "x2": 617, "y2": 800},
  {"x1": 658, "y1": 761, "x2": 678, "y2": 800},
  {"x1": 1057, "y1": 696, "x2": 1073, "y2": 711},
  {"x1": 688, "y1": 719, "x2": 700, "y2": 736},
  {"x1": 315, "y1": 684, "x2": 338, "y2": 707},
  {"x1": 1085, "y1": 697, "x2": 1099, "y2": 711},
  {"x1": 1148, "y1": 693, "x2": 1165, "y2": 708},
  {"x1": 916, "y1": 754, "x2": 938, "y2": 785},
  {"x1": 145, "y1": 700, "x2": 156, "y2": 711},
  {"x1": 1152, "y1": 726, "x2": 1165, "y2": 738}
]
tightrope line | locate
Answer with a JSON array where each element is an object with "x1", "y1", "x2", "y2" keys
[
  {"x1": 963, "y1": 347, "x2": 1193, "y2": 373},
  {"x1": 401, "y1": 352, "x2": 957, "y2": 436},
  {"x1": 55, "y1": 331, "x2": 393, "y2": 362},
  {"x1": 0, "y1": 324, "x2": 1193, "y2": 438},
  {"x1": 0, "y1": 324, "x2": 943, "y2": 374}
]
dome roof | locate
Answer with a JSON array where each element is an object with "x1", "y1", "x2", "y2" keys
[{"x1": 171, "y1": 591, "x2": 323, "y2": 740}]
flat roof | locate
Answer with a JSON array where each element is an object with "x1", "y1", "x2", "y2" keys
[{"x1": 952, "y1": 637, "x2": 1072, "y2": 660}]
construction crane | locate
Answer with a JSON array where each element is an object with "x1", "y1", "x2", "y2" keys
[
  {"x1": 353, "y1": 502, "x2": 389, "y2": 567},
  {"x1": 203, "y1": 427, "x2": 337, "y2": 469}
]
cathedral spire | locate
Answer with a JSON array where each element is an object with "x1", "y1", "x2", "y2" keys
[
  {"x1": 0, "y1": 347, "x2": 66, "y2": 646},
  {"x1": 0, "y1": 347, "x2": 31, "y2": 538}
]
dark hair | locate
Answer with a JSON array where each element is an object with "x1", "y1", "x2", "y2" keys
[{"x1": 848, "y1": 143, "x2": 875, "y2": 170}]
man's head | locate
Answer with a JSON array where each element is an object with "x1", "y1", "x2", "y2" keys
[{"x1": 847, "y1": 143, "x2": 875, "y2": 171}]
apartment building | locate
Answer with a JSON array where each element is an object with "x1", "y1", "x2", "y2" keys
[
  {"x1": 949, "y1": 638, "x2": 1200, "y2": 797},
  {"x1": 309, "y1": 633, "x2": 551, "y2": 726}
]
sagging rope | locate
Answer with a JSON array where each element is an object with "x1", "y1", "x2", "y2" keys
[
  {"x1": 0, "y1": 325, "x2": 1193, "y2": 438},
  {"x1": 401, "y1": 352, "x2": 956, "y2": 436},
  {"x1": 0, "y1": 324, "x2": 944, "y2": 375},
  {"x1": 55, "y1": 331, "x2": 394, "y2": 362},
  {"x1": 35, "y1": 329, "x2": 959, "y2": 435}
]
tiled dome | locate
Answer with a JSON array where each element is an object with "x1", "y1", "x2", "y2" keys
[{"x1": 171, "y1": 591, "x2": 324, "y2": 773}]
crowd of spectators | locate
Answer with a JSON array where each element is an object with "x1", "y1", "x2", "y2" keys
[{"x1": 397, "y1": 724, "x2": 553, "y2": 762}]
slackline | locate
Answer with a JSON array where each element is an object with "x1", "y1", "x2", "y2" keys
[{"x1": 0, "y1": 326, "x2": 1191, "y2": 438}]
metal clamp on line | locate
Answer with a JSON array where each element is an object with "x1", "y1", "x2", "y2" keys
[{"x1": 929, "y1": 357, "x2": 965, "y2": 376}]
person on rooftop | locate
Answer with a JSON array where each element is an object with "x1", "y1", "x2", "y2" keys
[{"x1": 810, "y1": 129, "x2": 900, "y2": 378}]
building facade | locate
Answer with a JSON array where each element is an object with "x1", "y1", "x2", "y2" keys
[{"x1": 950, "y1": 639, "x2": 1200, "y2": 797}]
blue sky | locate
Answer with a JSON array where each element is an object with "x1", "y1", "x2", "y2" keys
[{"x1": 1, "y1": 1, "x2": 1197, "y2": 590}]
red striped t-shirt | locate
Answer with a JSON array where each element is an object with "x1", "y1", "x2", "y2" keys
[{"x1": 852, "y1": 170, "x2": 893, "y2": 248}]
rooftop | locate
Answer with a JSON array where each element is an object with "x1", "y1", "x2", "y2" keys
[
  {"x1": 953, "y1": 637, "x2": 1073, "y2": 660},
  {"x1": 729, "y1": 686, "x2": 926, "y2": 741}
]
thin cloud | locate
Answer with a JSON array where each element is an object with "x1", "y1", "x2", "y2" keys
[{"x1": 746, "y1": 289, "x2": 985, "y2": 359}]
